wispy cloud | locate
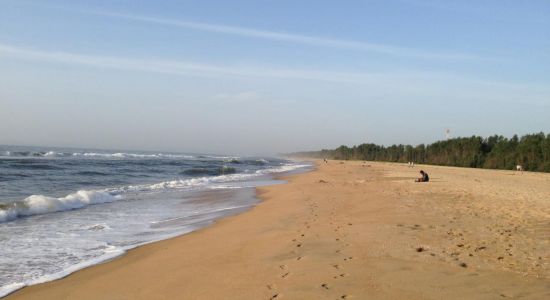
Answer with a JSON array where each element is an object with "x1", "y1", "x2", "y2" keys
[
  {"x1": 0, "y1": 43, "x2": 375, "y2": 83},
  {"x1": 1, "y1": 43, "x2": 547, "y2": 107},
  {"x1": 78, "y1": 10, "x2": 478, "y2": 61}
]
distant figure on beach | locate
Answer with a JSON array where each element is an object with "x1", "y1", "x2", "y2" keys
[
  {"x1": 516, "y1": 165, "x2": 524, "y2": 173},
  {"x1": 415, "y1": 170, "x2": 429, "y2": 182},
  {"x1": 323, "y1": 158, "x2": 328, "y2": 164},
  {"x1": 408, "y1": 162, "x2": 415, "y2": 168}
]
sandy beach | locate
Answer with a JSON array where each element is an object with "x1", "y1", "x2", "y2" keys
[{"x1": 7, "y1": 160, "x2": 550, "y2": 300}]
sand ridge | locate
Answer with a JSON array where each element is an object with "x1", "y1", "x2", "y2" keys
[{"x1": 7, "y1": 160, "x2": 550, "y2": 299}]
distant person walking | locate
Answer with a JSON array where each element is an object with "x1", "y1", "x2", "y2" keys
[
  {"x1": 516, "y1": 165, "x2": 524, "y2": 173},
  {"x1": 415, "y1": 170, "x2": 429, "y2": 182}
]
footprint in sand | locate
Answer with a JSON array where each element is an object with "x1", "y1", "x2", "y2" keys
[
  {"x1": 333, "y1": 273, "x2": 348, "y2": 279},
  {"x1": 270, "y1": 293, "x2": 280, "y2": 299},
  {"x1": 321, "y1": 283, "x2": 330, "y2": 290},
  {"x1": 281, "y1": 272, "x2": 290, "y2": 278}
]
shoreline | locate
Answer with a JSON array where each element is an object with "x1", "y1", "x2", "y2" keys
[
  {"x1": 0, "y1": 164, "x2": 312, "y2": 299},
  {"x1": 4, "y1": 170, "x2": 306, "y2": 299},
  {"x1": 7, "y1": 160, "x2": 550, "y2": 299},
  {"x1": 0, "y1": 187, "x2": 261, "y2": 298}
]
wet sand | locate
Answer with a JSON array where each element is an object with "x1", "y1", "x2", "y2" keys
[{"x1": 7, "y1": 160, "x2": 550, "y2": 299}]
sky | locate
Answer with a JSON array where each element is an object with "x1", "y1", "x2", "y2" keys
[{"x1": 0, "y1": 0, "x2": 549, "y2": 155}]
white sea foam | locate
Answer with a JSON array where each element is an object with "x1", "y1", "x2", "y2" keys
[
  {"x1": 208, "y1": 185, "x2": 243, "y2": 190},
  {"x1": 255, "y1": 164, "x2": 312, "y2": 175},
  {"x1": 116, "y1": 173, "x2": 256, "y2": 194},
  {"x1": 0, "y1": 283, "x2": 25, "y2": 299},
  {"x1": 0, "y1": 150, "x2": 195, "y2": 159},
  {"x1": 43, "y1": 151, "x2": 61, "y2": 157},
  {"x1": 0, "y1": 191, "x2": 122, "y2": 223},
  {"x1": 150, "y1": 205, "x2": 251, "y2": 225},
  {"x1": 72, "y1": 152, "x2": 195, "y2": 159},
  {"x1": 0, "y1": 245, "x2": 125, "y2": 298},
  {"x1": 0, "y1": 177, "x2": 227, "y2": 223}
]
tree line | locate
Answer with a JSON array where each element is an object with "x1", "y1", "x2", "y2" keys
[{"x1": 291, "y1": 133, "x2": 550, "y2": 172}]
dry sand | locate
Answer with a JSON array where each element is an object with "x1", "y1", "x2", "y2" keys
[{"x1": 7, "y1": 160, "x2": 550, "y2": 299}]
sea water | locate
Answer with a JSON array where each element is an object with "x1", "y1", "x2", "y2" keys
[{"x1": 0, "y1": 146, "x2": 310, "y2": 297}]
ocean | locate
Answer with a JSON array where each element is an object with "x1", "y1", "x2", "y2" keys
[{"x1": 0, "y1": 145, "x2": 310, "y2": 297}]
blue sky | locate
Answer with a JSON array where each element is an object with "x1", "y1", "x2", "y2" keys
[{"x1": 0, "y1": 0, "x2": 549, "y2": 155}]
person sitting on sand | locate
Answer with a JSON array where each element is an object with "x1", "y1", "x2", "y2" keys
[{"x1": 415, "y1": 170, "x2": 429, "y2": 182}]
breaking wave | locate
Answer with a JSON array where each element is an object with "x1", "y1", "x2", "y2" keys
[
  {"x1": 0, "y1": 150, "x2": 195, "y2": 159},
  {"x1": 0, "y1": 163, "x2": 309, "y2": 224},
  {"x1": 0, "y1": 191, "x2": 121, "y2": 223}
]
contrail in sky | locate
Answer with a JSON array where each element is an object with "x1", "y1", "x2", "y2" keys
[{"x1": 82, "y1": 9, "x2": 479, "y2": 61}]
